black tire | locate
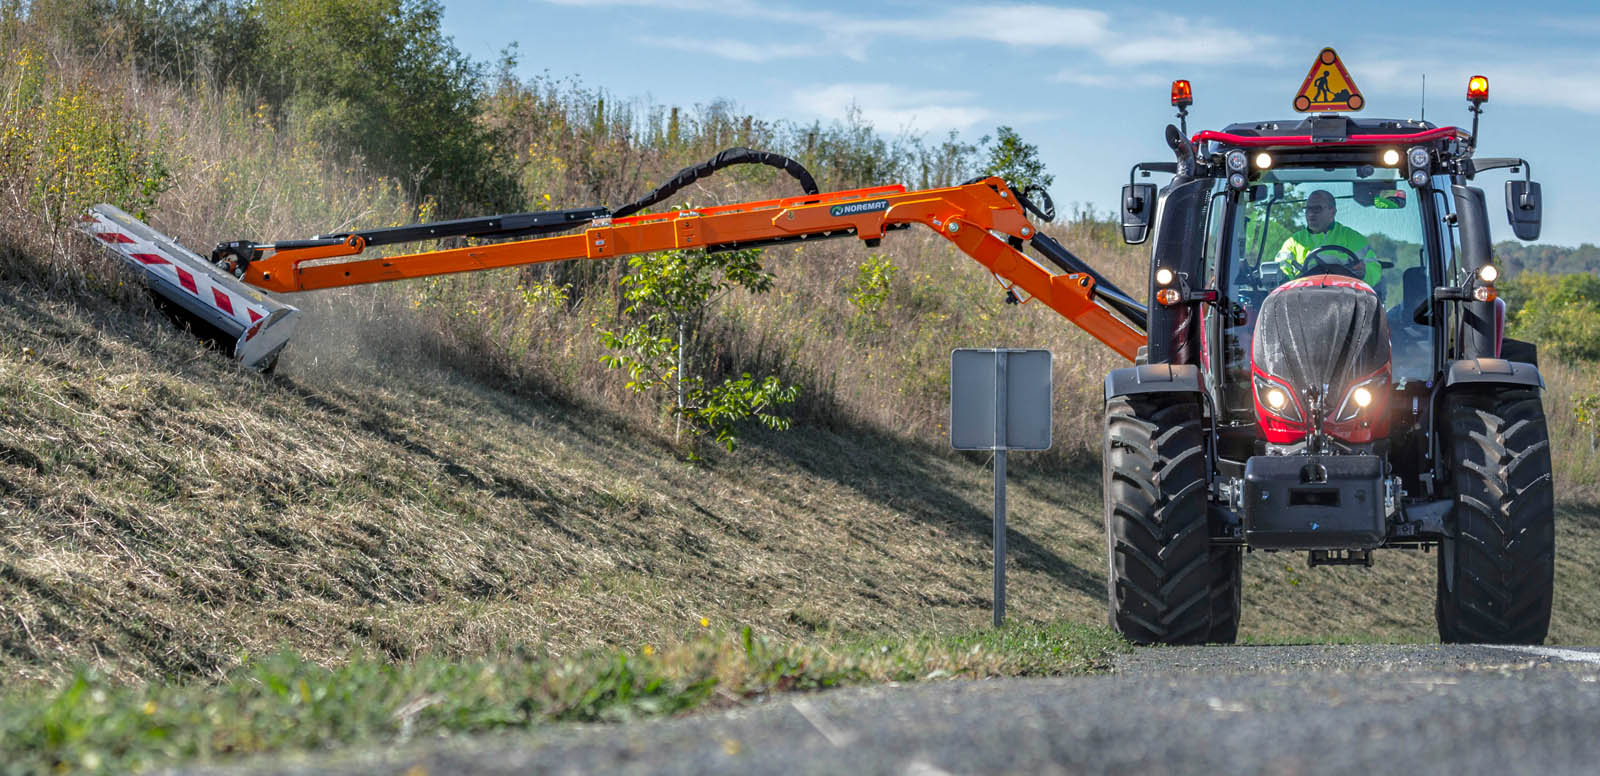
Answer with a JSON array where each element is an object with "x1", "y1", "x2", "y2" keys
[
  {"x1": 1436, "y1": 388, "x2": 1554, "y2": 644},
  {"x1": 1103, "y1": 394, "x2": 1236, "y2": 644},
  {"x1": 1208, "y1": 546, "x2": 1242, "y2": 644}
]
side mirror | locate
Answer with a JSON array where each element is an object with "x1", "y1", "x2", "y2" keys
[
  {"x1": 1505, "y1": 180, "x2": 1541, "y2": 241},
  {"x1": 1121, "y1": 183, "x2": 1156, "y2": 244}
]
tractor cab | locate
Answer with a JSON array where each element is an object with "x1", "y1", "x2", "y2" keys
[
  {"x1": 1194, "y1": 119, "x2": 1457, "y2": 462},
  {"x1": 1105, "y1": 59, "x2": 1554, "y2": 647}
]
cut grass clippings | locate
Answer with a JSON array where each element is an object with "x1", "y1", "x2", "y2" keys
[{"x1": 0, "y1": 621, "x2": 1124, "y2": 775}]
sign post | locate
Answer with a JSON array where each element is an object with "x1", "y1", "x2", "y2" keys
[{"x1": 950, "y1": 348, "x2": 1052, "y2": 626}]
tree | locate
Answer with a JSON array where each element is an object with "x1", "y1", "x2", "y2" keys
[
  {"x1": 598, "y1": 247, "x2": 799, "y2": 452},
  {"x1": 981, "y1": 126, "x2": 1054, "y2": 195},
  {"x1": 251, "y1": 0, "x2": 517, "y2": 211},
  {"x1": 913, "y1": 129, "x2": 980, "y2": 190}
]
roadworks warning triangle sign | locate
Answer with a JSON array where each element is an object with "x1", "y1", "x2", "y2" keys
[{"x1": 1294, "y1": 47, "x2": 1364, "y2": 112}]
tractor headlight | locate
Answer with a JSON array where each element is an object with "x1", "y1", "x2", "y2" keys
[
  {"x1": 1334, "y1": 374, "x2": 1389, "y2": 423},
  {"x1": 1226, "y1": 150, "x2": 1247, "y2": 173},
  {"x1": 1155, "y1": 267, "x2": 1174, "y2": 286},
  {"x1": 1254, "y1": 375, "x2": 1301, "y2": 423},
  {"x1": 1408, "y1": 147, "x2": 1430, "y2": 168},
  {"x1": 1478, "y1": 264, "x2": 1498, "y2": 283},
  {"x1": 1410, "y1": 170, "x2": 1430, "y2": 188},
  {"x1": 1381, "y1": 149, "x2": 1400, "y2": 166},
  {"x1": 1254, "y1": 152, "x2": 1273, "y2": 170}
]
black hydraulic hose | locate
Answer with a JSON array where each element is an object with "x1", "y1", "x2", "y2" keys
[
  {"x1": 214, "y1": 149, "x2": 817, "y2": 273},
  {"x1": 611, "y1": 148, "x2": 820, "y2": 218},
  {"x1": 1028, "y1": 231, "x2": 1148, "y2": 331}
]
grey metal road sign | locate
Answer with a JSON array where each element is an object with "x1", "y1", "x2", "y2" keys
[
  {"x1": 950, "y1": 349, "x2": 1052, "y2": 451},
  {"x1": 949, "y1": 348, "x2": 1052, "y2": 626}
]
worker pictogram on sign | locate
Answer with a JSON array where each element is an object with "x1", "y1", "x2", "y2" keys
[{"x1": 1294, "y1": 48, "x2": 1364, "y2": 113}]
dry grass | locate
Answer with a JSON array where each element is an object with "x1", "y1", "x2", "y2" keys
[{"x1": 0, "y1": 270, "x2": 1122, "y2": 684}]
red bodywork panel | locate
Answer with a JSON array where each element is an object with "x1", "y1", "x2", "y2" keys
[
  {"x1": 1192, "y1": 126, "x2": 1466, "y2": 149},
  {"x1": 1250, "y1": 275, "x2": 1392, "y2": 445}
]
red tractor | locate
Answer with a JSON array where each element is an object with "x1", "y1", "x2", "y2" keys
[{"x1": 1110, "y1": 73, "x2": 1550, "y2": 644}]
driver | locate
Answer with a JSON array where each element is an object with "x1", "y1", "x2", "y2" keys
[{"x1": 1275, "y1": 189, "x2": 1381, "y2": 287}]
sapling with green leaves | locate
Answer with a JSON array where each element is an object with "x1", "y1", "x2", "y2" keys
[{"x1": 599, "y1": 245, "x2": 798, "y2": 451}]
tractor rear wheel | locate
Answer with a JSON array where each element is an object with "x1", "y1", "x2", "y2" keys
[
  {"x1": 1436, "y1": 388, "x2": 1554, "y2": 644},
  {"x1": 1103, "y1": 394, "x2": 1236, "y2": 644}
]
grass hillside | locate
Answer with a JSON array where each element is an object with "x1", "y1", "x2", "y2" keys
[
  {"x1": 4, "y1": 4, "x2": 1600, "y2": 771},
  {"x1": 4, "y1": 253, "x2": 1600, "y2": 687}
]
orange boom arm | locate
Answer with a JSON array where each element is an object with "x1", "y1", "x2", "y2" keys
[{"x1": 232, "y1": 178, "x2": 1145, "y2": 360}]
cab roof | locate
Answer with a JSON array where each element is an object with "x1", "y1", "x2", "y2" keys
[{"x1": 1194, "y1": 116, "x2": 1467, "y2": 148}]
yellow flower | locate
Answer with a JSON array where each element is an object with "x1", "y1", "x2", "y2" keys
[
  {"x1": 142, "y1": 700, "x2": 157, "y2": 715},
  {"x1": 699, "y1": 617, "x2": 710, "y2": 628},
  {"x1": 642, "y1": 644, "x2": 655, "y2": 656}
]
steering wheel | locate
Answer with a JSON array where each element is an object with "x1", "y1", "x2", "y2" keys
[{"x1": 1298, "y1": 244, "x2": 1364, "y2": 280}]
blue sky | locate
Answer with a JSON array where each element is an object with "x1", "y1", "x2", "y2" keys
[{"x1": 442, "y1": 1, "x2": 1600, "y2": 248}]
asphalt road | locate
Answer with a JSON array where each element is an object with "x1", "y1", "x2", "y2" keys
[{"x1": 201, "y1": 643, "x2": 1600, "y2": 776}]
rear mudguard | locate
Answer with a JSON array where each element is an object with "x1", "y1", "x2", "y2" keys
[{"x1": 78, "y1": 204, "x2": 299, "y2": 370}]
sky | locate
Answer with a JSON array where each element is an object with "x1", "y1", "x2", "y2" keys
[{"x1": 442, "y1": 0, "x2": 1600, "y2": 248}]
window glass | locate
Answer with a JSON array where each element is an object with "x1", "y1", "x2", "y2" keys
[{"x1": 1218, "y1": 168, "x2": 1434, "y2": 416}]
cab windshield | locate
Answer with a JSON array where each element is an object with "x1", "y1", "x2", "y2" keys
[{"x1": 1208, "y1": 167, "x2": 1435, "y2": 417}]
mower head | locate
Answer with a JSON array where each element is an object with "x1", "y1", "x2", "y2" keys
[{"x1": 79, "y1": 204, "x2": 300, "y2": 371}]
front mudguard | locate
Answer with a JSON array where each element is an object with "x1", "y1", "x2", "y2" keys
[
  {"x1": 1443, "y1": 358, "x2": 1543, "y2": 390},
  {"x1": 1104, "y1": 364, "x2": 1202, "y2": 401}
]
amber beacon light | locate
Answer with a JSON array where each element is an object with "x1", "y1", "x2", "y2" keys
[
  {"x1": 1171, "y1": 79, "x2": 1193, "y2": 107},
  {"x1": 1467, "y1": 75, "x2": 1489, "y2": 105}
]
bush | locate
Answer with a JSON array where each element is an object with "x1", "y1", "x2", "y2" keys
[
  {"x1": 0, "y1": 46, "x2": 171, "y2": 224},
  {"x1": 12, "y1": 0, "x2": 515, "y2": 214},
  {"x1": 1504, "y1": 272, "x2": 1600, "y2": 363}
]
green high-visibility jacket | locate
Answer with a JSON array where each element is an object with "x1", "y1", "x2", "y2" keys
[{"x1": 1276, "y1": 222, "x2": 1381, "y2": 287}]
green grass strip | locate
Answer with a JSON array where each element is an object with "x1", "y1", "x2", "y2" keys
[{"x1": 0, "y1": 622, "x2": 1123, "y2": 775}]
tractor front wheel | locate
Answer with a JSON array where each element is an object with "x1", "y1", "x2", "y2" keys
[
  {"x1": 1103, "y1": 394, "x2": 1236, "y2": 645},
  {"x1": 1436, "y1": 388, "x2": 1555, "y2": 644}
]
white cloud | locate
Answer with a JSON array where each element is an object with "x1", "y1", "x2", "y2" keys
[
  {"x1": 1093, "y1": 17, "x2": 1278, "y2": 66},
  {"x1": 638, "y1": 35, "x2": 817, "y2": 63},
  {"x1": 1490, "y1": 68, "x2": 1600, "y2": 114},
  {"x1": 792, "y1": 83, "x2": 993, "y2": 133},
  {"x1": 1357, "y1": 55, "x2": 1600, "y2": 115},
  {"x1": 543, "y1": 0, "x2": 709, "y2": 6},
  {"x1": 1051, "y1": 69, "x2": 1170, "y2": 89},
  {"x1": 543, "y1": 0, "x2": 1266, "y2": 67},
  {"x1": 543, "y1": 0, "x2": 846, "y2": 28},
  {"x1": 889, "y1": 5, "x2": 1110, "y2": 47}
]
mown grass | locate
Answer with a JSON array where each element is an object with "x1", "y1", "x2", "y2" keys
[{"x1": 0, "y1": 622, "x2": 1122, "y2": 775}]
